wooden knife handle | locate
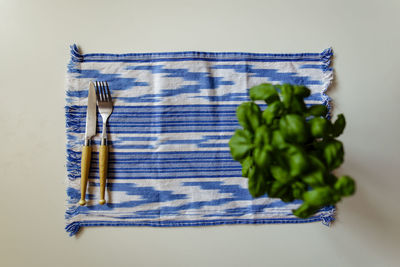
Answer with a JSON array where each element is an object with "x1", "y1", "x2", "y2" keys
[
  {"x1": 79, "y1": 145, "x2": 92, "y2": 206},
  {"x1": 99, "y1": 145, "x2": 108, "y2": 205}
]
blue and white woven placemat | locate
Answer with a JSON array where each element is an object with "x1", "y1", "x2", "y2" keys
[{"x1": 65, "y1": 45, "x2": 335, "y2": 236}]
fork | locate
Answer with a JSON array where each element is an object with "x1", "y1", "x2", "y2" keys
[{"x1": 95, "y1": 81, "x2": 113, "y2": 205}]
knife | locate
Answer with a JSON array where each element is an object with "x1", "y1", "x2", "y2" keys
[{"x1": 79, "y1": 82, "x2": 97, "y2": 206}]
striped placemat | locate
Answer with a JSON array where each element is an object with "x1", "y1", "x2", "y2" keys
[{"x1": 65, "y1": 45, "x2": 334, "y2": 236}]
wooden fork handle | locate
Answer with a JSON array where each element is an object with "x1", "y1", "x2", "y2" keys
[
  {"x1": 79, "y1": 145, "x2": 92, "y2": 206},
  {"x1": 99, "y1": 145, "x2": 108, "y2": 205}
]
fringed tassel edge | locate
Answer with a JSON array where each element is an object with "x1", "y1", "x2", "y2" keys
[
  {"x1": 319, "y1": 49, "x2": 336, "y2": 226},
  {"x1": 320, "y1": 207, "x2": 336, "y2": 226},
  {"x1": 65, "y1": 221, "x2": 82, "y2": 236},
  {"x1": 65, "y1": 105, "x2": 81, "y2": 181},
  {"x1": 320, "y1": 47, "x2": 334, "y2": 119},
  {"x1": 70, "y1": 44, "x2": 84, "y2": 62},
  {"x1": 65, "y1": 45, "x2": 84, "y2": 236}
]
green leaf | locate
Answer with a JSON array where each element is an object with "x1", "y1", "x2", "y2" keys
[
  {"x1": 332, "y1": 192, "x2": 342, "y2": 203},
  {"x1": 279, "y1": 114, "x2": 309, "y2": 143},
  {"x1": 322, "y1": 140, "x2": 344, "y2": 170},
  {"x1": 332, "y1": 114, "x2": 346, "y2": 137},
  {"x1": 253, "y1": 146, "x2": 271, "y2": 167},
  {"x1": 289, "y1": 96, "x2": 307, "y2": 114},
  {"x1": 309, "y1": 117, "x2": 331, "y2": 138},
  {"x1": 268, "y1": 181, "x2": 289, "y2": 198},
  {"x1": 292, "y1": 203, "x2": 318, "y2": 218},
  {"x1": 302, "y1": 171, "x2": 325, "y2": 187},
  {"x1": 249, "y1": 83, "x2": 280, "y2": 103},
  {"x1": 303, "y1": 187, "x2": 335, "y2": 206},
  {"x1": 334, "y1": 175, "x2": 356, "y2": 196},
  {"x1": 286, "y1": 145, "x2": 309, "y2": 177},
  {"x1": 281, "y1": 190, "x2": 295, "y2": 203},
  {"x1": 271, "y1": 119, "x2": 279, "y2": 130},
  {"x1": 236, "y1": 102, "x2": 261, "y2": 132},
  {"x1": 325, "y1": 173, "x2": 339, "y2": 186},
  {"x1": 254, "y1": 125, "x2": 271, "y2": 147},
  {"x1": 293, "y1": 85, "x2": 311, "y2": 97},
  {"x1": 292, "y1": 182, "x2": 306, "y2": 199},
  {"x1": 308, "y1": 154, "x2": 326, "y2": 172},
  {"x1": 248, "y1": 164, "x2": 256, "y2": 179},
  {"x1": 248, "y1": 170, "x2": 267, "y2": 198},
  {"x1": 241, "y1": 156, "x2": 253, "y2": 177},
  {"x1": 271, "y1": 130, "x2": 287, "y2": 149},
  {"x1": 280, "y1": 84, "x2": 294, "y2": 108},
  {"x1": 262, "y1": 101, "x2": 284, "y2": 125},
  {"x1": 229, "y1": 129, "x2": 253, "y2": 161},
  {"x1": 307, "y1": 105, "x2": 328, "y2": 117},
  {"x1": 270, "y1": 165, "x2": 290, "y2": 183}
]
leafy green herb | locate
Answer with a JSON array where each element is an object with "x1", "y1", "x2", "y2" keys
[
  {"x1": 281, "y1": 84, "x2": 294, "y2": 108},
  {"x1": 249, "y1": 83, "x2": 280, "y2": 104},
  {"x1": 248, "y1": 170, "x2": 268, "y2": 197},
  {"x1": 322, "y1": 140, "x2": 344, "y2": 171},
  {"x1": 236, "y1": 102, "x2": 261, "y2": 133},
  {"x1": 229, "y1": 83, "x2": 355, "y2": 218},
  {"x1": 293, "y1": 85, "x2": 311, "y2": 98},
  {"x1": 332, "y1": 114, "x2": 346, "y2": 137},
  {"x1": 279, "y1": 114, "x2": 309, "y2": 143},
  {"x1": 307, "y1": 104, "x2": 328, "y2": 117},
  {"x1": 262, "y1": 101, "x2": 284, "y2": 125},
  {"x1": 241, "y1": 156, "x2": 253, "y2": 177},
  {"x1": 334, "y1": 175, "x2": 356, "y2": 196},
  {"x1": 228, "y1": 129, "x2": 253, "y2": 161},
  {"x1": 309, "y1": 117, "x2": 331, "y2": 138},
  {"x1": 271, "y1": 165, "x2": 291, "y2": 183}
]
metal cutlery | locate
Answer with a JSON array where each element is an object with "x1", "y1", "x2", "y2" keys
[
  {"x1": 79, "y1": 82, "x2": 97, "y2": 206},
  {"x1": 95, "y1": 81, "x2": 114, "y2": 205}
]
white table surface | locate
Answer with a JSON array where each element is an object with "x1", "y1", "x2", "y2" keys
[{"x1": 1, "y1": 0, "x2": 400, "y2": 266}]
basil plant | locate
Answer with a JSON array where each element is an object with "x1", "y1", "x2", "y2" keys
[{"x1": 229, "y1": 83, "x2": 355, "y2": 218}]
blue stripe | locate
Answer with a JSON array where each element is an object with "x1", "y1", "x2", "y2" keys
[
  {"x1": 104, "y1": 111, "x2": 238, "y2": 115},
  {"x1": 69, "y1": 150, "x2": 232, "y2": 155},
  {"x1": 72, "y1": 114, "x2": 238, "y2": 119},
  {"x1": 68, "y1": 104, "x2": 241, "y2": 107},
  {"x1": 106, "y1": 166, "x2": 241, "y2": 170},
  {"x1": 70, "y1": 129, "x2": 237, "y2": 134},
  {"x1": 81, "y1": 58, "x2": 325, "y2": 63},
  {"x1": 67, "y1": 111, "x2": 239, "y2": 116},
  {"x1": 91, "y1": 156, "x2": 234, "y2": 161},
  {"x1": 104, "y1": 164, "x2": 241, "y2": 171},
  {"x1": 92, "y1": 161, "x2": 236, "y2": 165},
  {"x1": 108, "y1": 120, "x2": 238, "y2": 124},
  {"x1": 79, "y1": 49, "x2": 328, "y2": 59},
  {"x1": 67, "y1": 113, "x2": 238, "y2": 118},
  {"x1": 93, "y1": 159, "x2": 235, "y2": 163},
  {"x1": 92, "y1": 163, "x2": 240, "y2": 168},
  {"x1": 102, "y1": 123, "x2": 238, "y2": 127},
  {"x1": 76, "y1": 161, "x2": 241, "y2": 169},
  {"x1": 105, "y1": 169, "x2": 242, "y2": 174},
  {"x1": 90, "y1": 158, "x2": 235, "y2": 163},
  {"x1": 87, "y1": 174, "x2": 242, "y2": 180},
  {"x1": 105, "y1": 162, "x2": 239, "y2": 168},
  {"x1": 87, "y1": 150, "x2": 232, "y2": 155}
]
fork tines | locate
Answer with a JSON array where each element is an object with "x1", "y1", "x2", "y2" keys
[{"x1": 95, "y1": 81, "x2": 112, "y2": 102}]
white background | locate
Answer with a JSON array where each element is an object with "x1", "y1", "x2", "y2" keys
[{"x1": 1, "y1": 0, "x2": 399, "y2": 266}]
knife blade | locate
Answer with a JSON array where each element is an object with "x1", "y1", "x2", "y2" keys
[
  {"x1": 79, "y1": 81, "x2": 97, "y2": 206},
  {"x1": 84, "y1": 82, "x2": 97, "y2": 141}
]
